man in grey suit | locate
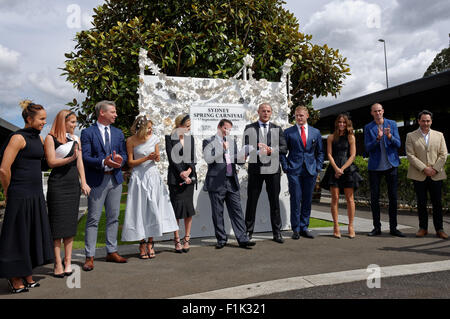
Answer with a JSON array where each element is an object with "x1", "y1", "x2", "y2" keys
[
  {"x1": 203, "y1": 119, "x2": 255, "y2": 249},
  {"x1": 81, "y1": 100, "x2": 128, "y2": 271}
]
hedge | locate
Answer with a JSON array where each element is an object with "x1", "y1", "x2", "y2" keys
[{"x1": 353, "y1": 155, "x2": 450, "y2": 212}]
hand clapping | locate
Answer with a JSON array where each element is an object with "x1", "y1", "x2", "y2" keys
[{"x1": 105, "y1": 151, "x2": 123, "y2": 168}]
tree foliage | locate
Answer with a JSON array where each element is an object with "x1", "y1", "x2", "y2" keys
[
  {"x1": 63, "y1": 0, "x2": 350, "y2": 132},
  {"x1": 423, "y1": 47, "x2": 450, "y2": 77}
]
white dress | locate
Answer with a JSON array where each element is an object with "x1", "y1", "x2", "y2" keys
[{"x1": 121, "y1": 135, "x2": 178, "y2": 241}]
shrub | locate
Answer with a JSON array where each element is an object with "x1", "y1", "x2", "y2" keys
[{"x1": 353, "y1": 155, "x2": 449, "y2": 212}]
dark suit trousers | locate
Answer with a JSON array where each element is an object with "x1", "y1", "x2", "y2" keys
[
  {"x1": 369, "y1": 167, "x2": 398, "y2": 231},
  {"x1": 208, "y1": 177, "x2": 249, "y2": 245},
  {"x1": 414, "y1": 178, "x2": 443, "y2": 231},
  {"x1": 245, "y1": 172, "x2": 282, "y2": 235}
]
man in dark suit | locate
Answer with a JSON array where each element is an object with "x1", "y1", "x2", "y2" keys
[
  {"x1": 364, "y1": 103, "x2": 405, "y2": 237},
  {"x1": 81, "y1": 100, "x2": 128, "y2": 271},
  {"x1": 244, "y1": 103, "x2": 287, "y2": 243},
  {"x1": 203, "y1": 119, "x2": 255, "y2": 249},
  {"x1": 280, "y1": 106, "x2": 324, "y2": 240}
]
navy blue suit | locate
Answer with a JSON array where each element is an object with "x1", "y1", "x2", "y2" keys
[
  {"x1": 81, "y1": 123, "x2": 127, "y2": 187},
  {"x1": 80, "y1": 123, "x2": 127, "y2": 257},
  {"x1": 281, "y1": 125, "x2": 324, "y2": 233}
]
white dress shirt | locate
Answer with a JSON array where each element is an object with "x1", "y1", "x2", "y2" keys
[{"x1": 420, "y1": 129, "x2": 430, "y2": 146}]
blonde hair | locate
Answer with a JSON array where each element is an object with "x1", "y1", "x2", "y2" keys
[
  {"x1": 295, "y1": 105, "x2": 309, "y2": 114},
  {"x1": 174, "y1": 114, "x2": 190, "y2": 128},
  {"x1": 19, "y1": 99, "x2": 45, "y2": 124},
  {"x1": 131, "y1": 116, "x2": 153, "y2": 139},
  {"x1": 49, "y1": 109, "x2": 76, "y2": 144}
]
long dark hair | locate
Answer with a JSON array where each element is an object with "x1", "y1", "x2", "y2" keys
[{"x1": 333, "y1": 113, "x2": 354, "y2": 141}]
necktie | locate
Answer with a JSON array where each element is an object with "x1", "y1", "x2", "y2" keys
[
  {"x1": 105, "y1": 126, "x2": 111, "y2": 155},
  {"x1": 301, "y1": 125, "x2": 306, "y2": 147},
  {"x1": 224, "y1": 137, "x2": 232, "y2": 175}
]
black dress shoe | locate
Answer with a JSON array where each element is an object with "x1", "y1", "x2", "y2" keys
[
  {"x1": 273, "y1": 234, "x2": 284, "y2": 243},
  {"x1": 215, "y1": 242, "x2": 226, "y2": 249},
  {"x1": 300, "y1": 230, "x2": 315, "y2": 239},
  {"x1": 367, "y1": 228, "x2": 382, "y2": 236},
  {"x1": 390, "y1": 229, "x2": 406, "y2": 237},
  {"x1": 238, "y1": 241, "x2": 256, "y2": 249},
  {"x1": 292, "y1": 232, "x2": 300, "y2": 240}
]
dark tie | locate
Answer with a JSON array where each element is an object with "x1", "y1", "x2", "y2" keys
[
  {"x1": 301, "y1": 126, "x2": 306, "y2": 147},
  {"x1": 105, "y1": 126, "x2": 111, "y2": 155}
]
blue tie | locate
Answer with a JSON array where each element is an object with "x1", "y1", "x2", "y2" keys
[{"x1": 105, "y1": 126, "x2": 111, "y2": 155}]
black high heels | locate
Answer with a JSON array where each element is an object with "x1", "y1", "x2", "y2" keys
[
  {"x1": 22, "y1": 278, "x2": 40, "y2": 288},
  {"x1": 7, "y1": 279, "x2": 29, "y2": 294},
  {"x1": 182, "y1": 235, "x2": 191, "y2": 253}
]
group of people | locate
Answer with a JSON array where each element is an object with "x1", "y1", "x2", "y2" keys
[{"x1": 0, "y1": 99, "x2": 447, "y2": 294}]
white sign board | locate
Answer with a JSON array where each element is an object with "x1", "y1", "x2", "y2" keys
[{"x1": 191, "y1": 104, "x2": 247, "y2": 136}]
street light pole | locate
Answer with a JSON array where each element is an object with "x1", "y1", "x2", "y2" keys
[{"x1": 378, "y1": 39, "x2": 389, "y2": 88}]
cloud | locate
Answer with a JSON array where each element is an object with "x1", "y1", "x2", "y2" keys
[
  {"x1": 389, "y1": 0, "x2": 450, "y2": 31},
  {"x1": 299, "y1": 0, "x2": 450, "y2": 109},
  {"x1": 0, "y1": 44, "x2": 20, "y2": 72},
  {"x1": 28, "y1": 70, "x2": 78, "y2": 100}
]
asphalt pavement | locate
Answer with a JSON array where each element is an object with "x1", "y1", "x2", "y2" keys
[{"x1": 0, "y1": 202, "x2": 449, "y2": 299}]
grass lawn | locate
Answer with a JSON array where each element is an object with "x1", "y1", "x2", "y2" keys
[{"x1": 73, "y1": 191, "x2": 340, "y2": 250}]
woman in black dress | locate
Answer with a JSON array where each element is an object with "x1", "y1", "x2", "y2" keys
[
  {"x1": 165, "y1": 114, "x2": 197, "y2": 253},
  {"x1": 44, "y1": 110, "x2": 90, "y2": 277},
  {"x1": 0, "y1": 100, "x2": 54, "y2": 293},
  {"x1": 320, "y1": 114, "x2": 362, "y2": 239}
]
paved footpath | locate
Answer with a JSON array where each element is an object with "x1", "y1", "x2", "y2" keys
[{"x1": 0, "y1": 203, "x2": 449, "y2": 299}]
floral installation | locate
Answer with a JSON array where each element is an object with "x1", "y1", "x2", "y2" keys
[{"x1": 137, "y1": 48, "x2": 292, "y2": 185}]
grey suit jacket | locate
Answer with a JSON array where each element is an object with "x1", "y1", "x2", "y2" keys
[{"x1": 202, "y1": 135, "x2": 241, "y2": 192}]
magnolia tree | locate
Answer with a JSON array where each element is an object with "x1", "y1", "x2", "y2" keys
[{"x1": 63, "y1": 0, "x2": 350, "y2": 133}]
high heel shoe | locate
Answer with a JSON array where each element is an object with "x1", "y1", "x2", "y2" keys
[
  {"x1": 333, "y1": 225, "x2": 341, "y2": 239},
  {"x1": 7, "y1": 279, "x2": 29, "y2": 294},
  {"x1": 62, "y1": 260, "x2": 73, "y2": 276},
  {"x1": 139, "y1": 241, "x2": 150, "y2": 259},
  {"x1": 174, "y1": 237, "x2": 183, "y2": 254},
  {"x1": 147, "y1": 241, "x2": 156, "y2": 259},
  {"x1": 182, "y1": 235, "x2": 191, "y2": 253},
  {"x1": 22, "y1": 278, "x2": 40, "y2": 288},
  {"x1": 348, "y1": 226, "x2": 356, "y2": 239},
  {"x1": 53, "y1": 263, "x2": 65, "y2": 278}
]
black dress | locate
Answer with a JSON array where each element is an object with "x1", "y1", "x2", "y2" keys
[
  {"x1": 320, "y1": 135, "x2": 363, "y2": 194},
  {"x1": 165, "y1": 134, "x2": 197, "y2": 219},
  {"x1": 0, "y1": 128, "x2": 54, "y2": 278},
  {"x1": 47, "y1": 135, "x2": 81, "y2": 239}
]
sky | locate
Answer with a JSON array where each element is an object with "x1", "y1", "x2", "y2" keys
[{"x1": 0, "y1": 0, "x2": 449, "y2": 135}]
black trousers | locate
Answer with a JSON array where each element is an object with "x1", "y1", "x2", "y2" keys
[
  {"x1": 369, "y1": 167, "x2": 398, "y2": 231},
  {"x1": 414, "y1": 178, "x2": 443, "y2": 232},
  {"x1": 245, "y1": 172, "x2": 282, "y2": 236}
]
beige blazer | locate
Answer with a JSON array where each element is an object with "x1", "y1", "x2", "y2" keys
[{"x1": 405, "y1": 129, "x2": 448, "y2": 181}]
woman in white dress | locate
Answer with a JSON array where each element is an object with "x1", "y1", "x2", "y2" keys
[{"x1": 121, "y1": 116, "x2": 178, "y2": 259}]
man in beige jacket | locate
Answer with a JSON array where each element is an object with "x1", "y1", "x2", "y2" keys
[{"x1": 406, "y1": 110, "x2": 448, "y2": 239}]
